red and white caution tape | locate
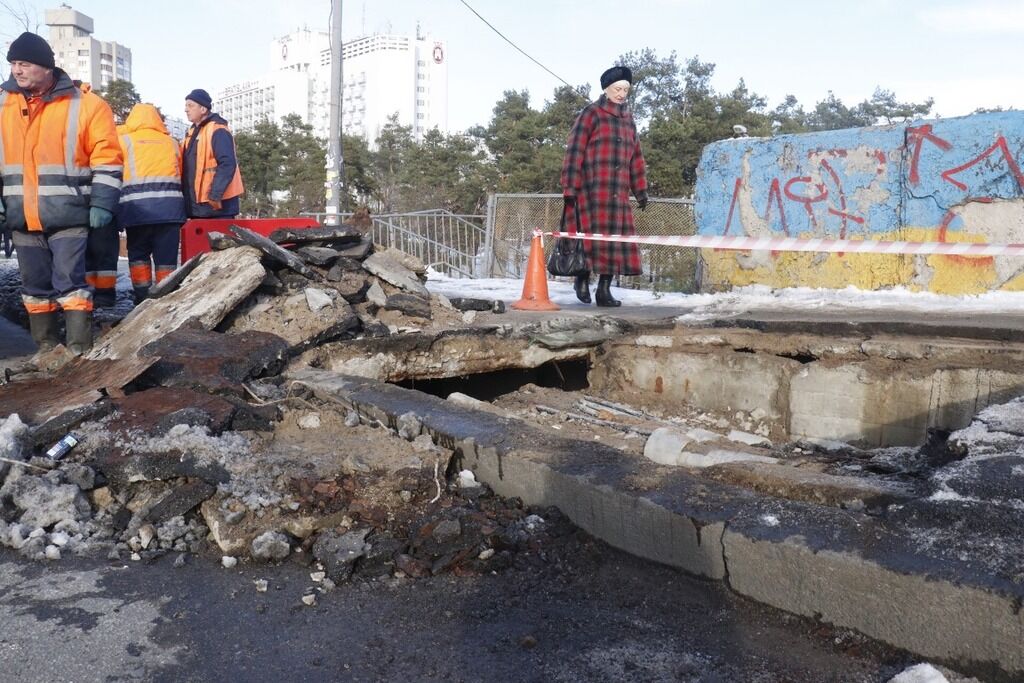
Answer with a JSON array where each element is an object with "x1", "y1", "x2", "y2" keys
[{"x1": 542, "y1": 230, "x2": 1024, "y2": 257}]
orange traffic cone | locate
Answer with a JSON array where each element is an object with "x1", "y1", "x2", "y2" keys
[{"x1": 512, "y1": 232, "x2": 560, "y2": 311}]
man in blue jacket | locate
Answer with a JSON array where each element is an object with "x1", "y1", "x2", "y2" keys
[{"x1": 181, "y1": 88, "x2": 243, "y2": 218}]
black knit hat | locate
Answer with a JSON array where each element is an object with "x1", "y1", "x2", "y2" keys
[
  {"x1": 6, "y1": 32, "x2": 55, "y2": 69},
  {"x1": 600, "y1": 66, "x2": 632, "y2": 89},
  {"x1": 185, "y1": 88, "x2": 212, "y2": 110}
]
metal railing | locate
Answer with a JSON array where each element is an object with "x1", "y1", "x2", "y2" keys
[{"x1": 304, "y1": 210, "x2": 489, "y2": 278}]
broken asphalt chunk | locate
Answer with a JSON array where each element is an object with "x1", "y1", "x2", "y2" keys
[
  {"x1": 139, "y1": 327, "x2": 289, "y2": 396},
  {"x1": 147, "y1": 253, "x2": 204, "y2": 300},
  {"x1": 89, "y1": 247, "x2": 266, "y2": 361},
  {"x1": 228, "y1": 225, "x2": 323, "y2": 282},
  {"x1": 0, "y1": 356, "x2": 156, "y2": 425},
  {"x1": 296, "y1": 246, "x2": 340, "y2": 267},
  {"x1": 384, "y1": 293, "x2": 432, "y2": 320},
  {"x1": 268, "y1": 224, "x2": 363, "y2": 246}
]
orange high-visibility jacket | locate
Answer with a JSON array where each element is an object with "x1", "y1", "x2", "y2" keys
[
  {"x1": 117, "y1": 103, "x2": 185, "y2": 227},
  {"x1": 181, "y1": 118, "x2": 243, "y2": 204},
  {"x1": 0, "y1": 70, "x2": 123, "y2": 232}
]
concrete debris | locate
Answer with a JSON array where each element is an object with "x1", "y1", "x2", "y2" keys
[
  {"x1": 297, "y1": 413, "x2": 321, "y2": 430},
  {"x1": 221, "y1": 555, "x2": 238, "y2": 568},
  {"x1": 301, "y1": 593, "x2": 317, "y2": 606},
  {"x1": 312, "y1": 527, "x2": 370, "y2": 582},
  {"x1": 458, "y1": 470, "x2": 481, "y2": 489},
  {"x1": 254, "y1": 578, "x2": 268, "y2": 592},
  {"x1": 304, "y1": 287, "x2": 334, "y2": 312},
  {"x1": 462, "y1": 310, "x2": 477, "y2": 324},
  {"x1": 365, "y1": 280, "x2": 387, "y2": 308},
  {"x1": 726, "y1": 429, "x2": 772, "y2": 447},
  {"x1": 251, "y1": 530, "x2": 291, "y2": 561},
  {"x1": 361, "y1": 253, "x2": 430, "y2": 297},
  {"x1": 644, "y1": 427, "x2": 779, "y2": 468},
  {"x1": 397, "y1": 412, "x2": 422, "y2": 440}
]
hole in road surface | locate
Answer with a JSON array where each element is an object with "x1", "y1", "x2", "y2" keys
[{"x1": 395, "y1": 358, "x2": 590, "y2": 401}]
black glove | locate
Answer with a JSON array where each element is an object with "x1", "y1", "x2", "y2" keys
[{"x1": 636, "y1": 191, "x2": 648, "y2": 211}]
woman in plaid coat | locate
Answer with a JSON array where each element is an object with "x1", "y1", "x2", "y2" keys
[{"x1": 561, "y1": 65, "x2": 648, "y2": 307}]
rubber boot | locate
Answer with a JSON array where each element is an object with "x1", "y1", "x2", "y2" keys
[
  {"x1": 64, "y1": 310, "x2": 94, "y2": 356},
  {"x1": 28, "y1": 311, "x2": 60, "y2": 352},
  {"x1": 573, "y1": 272, "x2": 591, "y2": 304},
  {"x1": 132, "y1": 285, "x2": 150, "y2": 306},
  {"x1": 92, "y1": 289, "x2": 116, "y2": 308},
  {"x1": 595, "y1": 274, "x2": 621, "y2": 307}
]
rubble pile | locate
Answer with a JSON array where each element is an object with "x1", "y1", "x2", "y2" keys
[{"x1": 0, "y1": 222, "x2": 574, "y2": 579}]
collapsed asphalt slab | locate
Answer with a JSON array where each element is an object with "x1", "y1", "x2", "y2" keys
[{"x1": 286, "y1": 368, "x2": 1024, "y2": 682}]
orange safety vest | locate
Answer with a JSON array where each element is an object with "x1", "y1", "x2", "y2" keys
[
  {"x1": 182, "y1": 118, "x2": 243, "y2": 204},
  {"x1": 0, "y1": 71, "x2": 122, "y2": 232}
]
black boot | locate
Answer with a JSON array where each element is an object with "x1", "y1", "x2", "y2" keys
[
  {"x1": 573, "y1": 272, "x2": 591, "y2": 304},
  {"x1": 132, "y1": 285, "x2": 150, "y2": 306},
  {"x1": 595, "y1": 274, "x2": 621, "y2": 307},
  {"x1": 64, "y1": 310, "x2": 94, "y2": 356},
  {"x1": 28, "y1": 311, "x2": 60, "y2": 352}
]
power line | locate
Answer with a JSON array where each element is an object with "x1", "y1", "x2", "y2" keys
[{"x1": 457, "y1": 0, "x2": 588, "y2": 101}]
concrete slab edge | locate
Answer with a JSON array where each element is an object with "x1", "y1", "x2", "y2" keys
[{"x1": 286, "y1": 368, "x2": 1023, "y2": 679}]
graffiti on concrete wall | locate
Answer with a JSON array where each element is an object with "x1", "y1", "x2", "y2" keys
[{"x1": 695, "y1": 111, "x2": 1024, "y2": 293}]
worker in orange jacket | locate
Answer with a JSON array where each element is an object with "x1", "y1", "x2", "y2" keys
[
  {"x1": 82, "y1": 80, "x2": 120, "y2": 309},
  {"x1": 181, "y1": 89, "x2": 243, "y2": 218},
  {"x1": 117, "y1": 103, "x2": 185, "y2": 304},
  {"x1": 0, "y1": 32, "x2": 123, "y2": 354}
]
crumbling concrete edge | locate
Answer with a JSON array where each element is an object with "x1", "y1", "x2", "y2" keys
[{"x1": 286, "y1": 368, "x2": 1023, "y2": 680}]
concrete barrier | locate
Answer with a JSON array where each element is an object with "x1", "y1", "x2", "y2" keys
[{"x1": 695, "y1": 111, "x2": 1024, "y2": 293}]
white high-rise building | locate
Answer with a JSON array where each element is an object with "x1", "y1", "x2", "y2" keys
[
  {"x1": 216, "y1": 28, "x2": 448, "y2": 143},
  {"x1": 45, "y1": 5, "x2": 131, "y2": 89}
]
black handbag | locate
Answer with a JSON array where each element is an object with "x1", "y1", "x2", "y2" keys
[{"x1": 546, "y1": 205, "x2": 588, "y2": 277}]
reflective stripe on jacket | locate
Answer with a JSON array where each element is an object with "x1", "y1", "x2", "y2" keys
[
  {"x1": 181, "y1": 117, "x2": 243, "y2": 204},
  {"x1": 0, "y1": 70, "x2": 123, "y2": 232},
  {"x1": 117, "y1": 103, "x2": 185, "y2": 228}
]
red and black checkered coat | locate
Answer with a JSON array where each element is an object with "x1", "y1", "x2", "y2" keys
[{"x1": 560, "y1": 94, "x2": 646, "y2": 276}]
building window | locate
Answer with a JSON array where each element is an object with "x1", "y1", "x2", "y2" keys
[
  {"x1": 417, "y1": 60, "x2": 426, "y2": 66},
  {"x1": 78, "y1": 49, "x2": 89, "y2": 56},
  {"x1": 417, "y1": 100, "x2": 425, "y2": 106},
  {"x1": 417, "y1": 73, "x2": 425, "y2": 80},
  {"x1": 417, "y1": 113, "x2": 425, "y2": 119},
  {"x1": 417, "y1": 86, "x2": 425, "y2": 92}
]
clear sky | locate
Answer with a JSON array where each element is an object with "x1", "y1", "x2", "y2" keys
[{"x1": 2, "y1": 0, "x2": 1022, "y2": 132}]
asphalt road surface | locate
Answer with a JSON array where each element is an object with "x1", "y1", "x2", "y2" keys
[{"x1": 0, "y1": 543, "x2": 914, "y2": 683}]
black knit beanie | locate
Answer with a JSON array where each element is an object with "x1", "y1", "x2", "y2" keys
[
  {"x1": 600, "y1": 66, "x2": 632, "y2": 89},
  {"x1": 6, "y1": 32, "x2": 55, "y2": 69},
  {"x1": 185, "y1": 88, "x2": 213, "y2": 110}
]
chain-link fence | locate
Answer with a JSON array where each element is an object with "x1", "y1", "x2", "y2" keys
[{"x1": 485, "y1": 193, "x2": 700, "y2": 293}]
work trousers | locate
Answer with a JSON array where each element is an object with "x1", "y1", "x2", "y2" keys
[
  {"x1": 12, "y1": 228, "x2": 93, "y2": 313},
  {"x1": 127, "y1": 222, "x2": 181, "y2": 287},
  {"x1": 86, "y1": 223, "x2": 120, "y2": 307}
]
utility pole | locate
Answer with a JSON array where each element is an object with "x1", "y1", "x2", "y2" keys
[{"x1": 325, "y1": 0, "x2": 345, "y2": 225}]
